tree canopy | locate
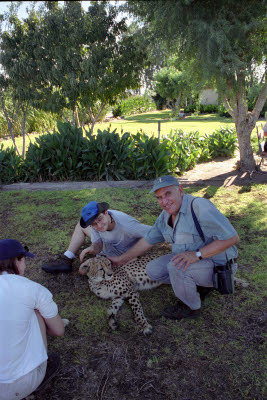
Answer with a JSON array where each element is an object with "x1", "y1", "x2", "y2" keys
[
  {"x1": 153, "y1": 67, "x2": 190, "y2": 113},
  {"x1": 0, "y1": 1, "x2": 148, "y2": 154},
  {"x1": 126, "y1": 0, "x2": 267, "y2": 170}
]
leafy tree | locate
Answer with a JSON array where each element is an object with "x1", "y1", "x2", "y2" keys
[
  {"x1": 39, "y1": 1, "x2": 147, "y2": 134},
  {"x1": 0, "y1": 1, "x2": 148, "y2": 156},
  {"x1": 126, "y1": 0, "x2": 267, "y2": 170},
  {"x1": 0, "y1": 8, "x2": 45, "y2": 158},
  {"x1": 153, "y1": 66, "x2": 190, "y2": 114}
]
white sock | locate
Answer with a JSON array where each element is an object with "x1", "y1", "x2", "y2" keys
[{"x1": 64, "y1": 250, "x2": 75, "y2": 259}]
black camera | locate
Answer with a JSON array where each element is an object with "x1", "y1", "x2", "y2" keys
[{"x1": 213, "y1": 261, "x2": 234, "y2": 295}]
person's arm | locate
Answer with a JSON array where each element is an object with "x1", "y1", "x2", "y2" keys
[
  {"x1": 44, "y1": 314, "x2": 65, "y2": 337},
  {"x1": 171, "y1": 234, "x2": 239, "y2": 271},
  {"x1": 79, "y1": 242, "x2": 103, "y2": 262},
  {"x1": 108, "y1": 238, "x2": 153, "y2": 266}
]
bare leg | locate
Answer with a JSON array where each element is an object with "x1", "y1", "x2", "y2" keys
[
  {"x1": 67, "y1": 222, "x2": 91, "y2": 255},
  {"x1": 35, "y1": 310, "x2": 48, "y2": 351}
]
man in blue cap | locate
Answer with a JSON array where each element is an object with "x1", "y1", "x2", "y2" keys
[
  {"x1": 108, "y1": 175, "x2": 239, "y2": 320},
  {"x1": 41, "y1": 201, "x2": 151, "y2": 273}
]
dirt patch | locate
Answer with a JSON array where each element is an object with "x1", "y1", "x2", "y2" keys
[{"x1": 180, "y1": 154, "x2": 267, "y2": 187}]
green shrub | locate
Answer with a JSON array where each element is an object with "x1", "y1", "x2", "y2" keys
[
  {"x1": 26, "y1": 108, "x2": 57, "y2": 134},
  {"x1": 218, "y1": 104, "x2": 231, "y2": 118},
  {"x1": 163, "y1": 130, "x2": 202, "y2": 173},
  {"x1": 22, "y1": 121, "x2": 88, "y2": 181},
  {"x1": 82, "y1": 128, "x2": 135, "y2": 180},
  {"x1": 184, "y1": 104, "x2": 218, "y2": 114},
  {"x1": 2, "y1": 123, "x2": 238, "y2": 183},
  {"x1": 152, "y1": 93, "x2": 167, "y2": 110},
  {"x1": 206, "y1": 127, "x2": 238, "y2": 157},
  {"x1": 114, "y1": 95, "x2": 156, "y2": 116},
  {"x1": 0, "y1": 144, "x2": 22, "y2": 184},
  {"x1": 184, "y1": 104, "x2": 197, "y2": 113},
  {"x1": 111, "y1": 105, "x2": 122, "y2": 118},
  {"x1": 131, "y1": 132, "x2": 175, "y2": 179},
  {"x1": 199, "y1": 104, "x2": 218, "y2": 113}
]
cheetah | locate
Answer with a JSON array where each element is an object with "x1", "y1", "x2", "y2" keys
[{"x1": 79, "y1": 253, "x2": 164, "y2": 335}]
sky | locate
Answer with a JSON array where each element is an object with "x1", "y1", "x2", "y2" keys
[{"x1": 0, "y1": 1, "x2": 123, "y2": 20}]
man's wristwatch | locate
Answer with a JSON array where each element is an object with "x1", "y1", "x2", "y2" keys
[{"x1": 196, "y1": 249, "x2": 202, "y2": 260}]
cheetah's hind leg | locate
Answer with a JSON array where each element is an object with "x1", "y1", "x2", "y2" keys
[
  {"x1": 127, "y1": 292, "x2": 152, "y2": 336},
  {"x1": 107, "y1": 297, "x2": 125, "y2": 331}
]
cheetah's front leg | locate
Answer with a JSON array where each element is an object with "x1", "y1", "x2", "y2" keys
[
  {"x1": 127, "y1": 292, "x2": 152, "y2": 335},
  {"x1": 107, "y1": 297, "x2": 125, "y2": 331}
]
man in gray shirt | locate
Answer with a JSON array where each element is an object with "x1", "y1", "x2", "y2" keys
[
  {"x1": 109, "y1": 175, "x2": 239, "y2": 320},
  {"x1": 41, "y1": 201, "x2": 151, "y2": 273}
]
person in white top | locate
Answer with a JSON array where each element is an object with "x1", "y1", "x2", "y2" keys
[
  {"x1": 0, "y1": 239, "x2": 65, "y2": 400},
  {"x1": 41, "y1": 201, "x2": 151, "y2": 274}
]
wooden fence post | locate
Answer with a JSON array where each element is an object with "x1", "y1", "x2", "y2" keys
[{"x1": 158, "y1": 121, "x2": 161, "y2": 143}]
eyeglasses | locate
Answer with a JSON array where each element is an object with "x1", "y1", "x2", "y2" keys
[{"x1": 90, "y1": 214, "x2": 105, "y2": 228}]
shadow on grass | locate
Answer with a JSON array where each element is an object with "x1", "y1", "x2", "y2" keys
[{"x1": 125, "y1": 111, "x2": 233, "y2": 124}]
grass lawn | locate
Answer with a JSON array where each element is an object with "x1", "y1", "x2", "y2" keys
[
  {"x1": 95, "y1": 110, "x2": 236, "y2": 136},
  {"x1": 0, "y1": 184, "x2": 266, "y2": 400},
  {"x1": 1, "y1": 111, "x2": 237, "y2": 154}
]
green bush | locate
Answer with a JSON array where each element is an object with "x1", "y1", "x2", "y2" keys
[
  {"x1": 152, "y1": 93, "x2": 167, "y2": 110},
  {"x1": 22, "y1": 121, "x2": 88, "y2": 181},
  {"x1": 82, "y1": 129, "x2": 136, "y2": 180},
  {"x1": 26, "y1": 108, "x2": 58, "y2": 134},
  {"x1": 2, "y1": 123, "x2": 238, "y2": 183},
  {"x1": 113, "y1": 95, "x2": 156, "y2": 117},
  {"x1": 0, "y1": 144, "x2": 22, "y2": 184},
  {"x1": 206, "y1": 127, "x2": 238, "y2": 158},
  {"x1": 131, "y1": 132, "x2": 175, "y2": 179},
  {"x1": 218, "y1": 104, "x2": 231, "y2": 118},
  {"x1": 184, "y1": 104, "x2": 197, "y2": 113},
  {"x1": 199, "y1": 104, "x2": 218, "y2": 113},
  {"x1": 0, "y1": 106, "x2": 58, "y2": 139},
  {"x1": 111, "y1": 105, "x2": 122, "y2": 118},
  {"x1": 163, "y1": 130, "x2": 202, "y2": 173}
]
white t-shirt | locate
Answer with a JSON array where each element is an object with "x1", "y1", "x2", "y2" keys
[
  {"x1": 0, "y1": 273, "x2": 58, "y2": 383},
  {"x1": 90, "y1": 210, "x2": 151, "y2": 256}
]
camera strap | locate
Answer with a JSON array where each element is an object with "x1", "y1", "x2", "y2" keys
[
  {"x1": 191, "y1": 198, "x2": 230, "y2": 264},
  {"x1": 191, "y1": 198, "x2": 205, "y2": 243},
  {"x1": 191, "y1": 198, "x2": 234, "y2": 295}
]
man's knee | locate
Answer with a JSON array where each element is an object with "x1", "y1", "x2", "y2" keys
[
  {"x1": 167, "y1": 260, "x2": 185, "y2": 279},
  {"x1": 146, "y1": 259, "x2": 169, "y2": 281}
]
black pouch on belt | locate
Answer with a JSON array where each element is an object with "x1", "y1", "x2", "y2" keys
[{"x1": 213, "y1": 260, "x2": 234, "y2": 295}]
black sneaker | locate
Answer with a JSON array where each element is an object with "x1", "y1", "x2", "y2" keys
[
  {"x1": 41, "y1": 255, "x2": 73, "y2": 273},
  {"x1": 197, "y1": 286, "x2": 214, "y2": 301},
  {"x1": 34, "y1": 353, "x2": 61, "y2": 393},
  {"x1": 162, "y1": 303, "x2": 200, "y2": 320}
]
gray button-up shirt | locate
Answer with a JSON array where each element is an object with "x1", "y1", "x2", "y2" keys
[{"x1": 144, "y1": 194, "x2": 238, "y2": 265}]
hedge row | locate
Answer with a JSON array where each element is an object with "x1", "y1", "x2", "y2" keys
[{"x1": 0, "y1": 122, "x2": 238, "y2": 184}]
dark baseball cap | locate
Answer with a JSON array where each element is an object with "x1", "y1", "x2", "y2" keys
[
  {"x1": 149, "y1": 175, "x2": 180, "y2": 193},
  {"x1": 80, "y1": 201, "x2": 109, "y2": 228},
  {"x1": 0, "y1": 239, "x2": 35, "y2": 261}
]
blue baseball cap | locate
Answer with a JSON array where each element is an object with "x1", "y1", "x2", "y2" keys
[
  {"x1": 149, "y1": 175, "x2": 180, "y2": 193},
  {"x1": 0, "y1": 239, "x2": 35, "y2": 261},
  {"x1": 80, "y1": 201, "x2": 109, "y2": 228}
]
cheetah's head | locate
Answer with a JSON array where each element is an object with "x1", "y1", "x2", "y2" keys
[{"x1": 79, "y1": 256, "x2": 114, "y2": 282}]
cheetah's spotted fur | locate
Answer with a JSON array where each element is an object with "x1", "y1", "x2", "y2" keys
[{"x1": 79, "y1": 252, "x2": 164, "y2": 335}]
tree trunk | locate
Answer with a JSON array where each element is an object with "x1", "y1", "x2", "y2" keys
[
  {"x1": 0, "y1": 95, "x2": 21, "y2": 156},
  {"x1": 223, "y1": 77, "x2": 267, "y2": 171},
  {"x1": 74, "y1": 105, "x2": 80, "y2": 128},
  {"x1": 88, "y1": 103, "x2": 106, "y2": 135}
]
